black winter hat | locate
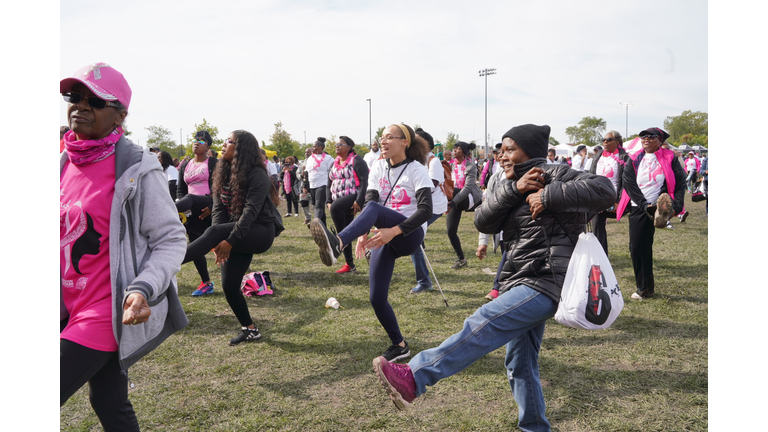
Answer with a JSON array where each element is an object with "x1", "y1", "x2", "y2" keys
[{"x1": 502, "y1": 124, "x2": 550, "y2": 159}]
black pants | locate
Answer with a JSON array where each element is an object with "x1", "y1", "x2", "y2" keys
[
  {"x1": 446, "y1": 188, "x2": 469, "y2": 261},
  {"x1": 184, "y1": 222, "x2": 275, "y2": 327},
  {"x1": 628, "y1": 206, "x2": 655, "y2": 297},
  {"x1": 180, "y1": 200, "x2": 213, "y2": 283},
  {"x1": 309, "y1": 186, "x2": 327, "y2": 225},
  {"x1": 175, "y1": 193, "x2": 212, "y2": 214},
  {"x1": 329, "y1": 193, "x2": 358, "y2": 266},
  {"x1": 285, "y1": 191, "x2": 298, "y2": 214},
  {"x1": 61, "y1": 339, "x2": 140, "y2": 432},
  {"x1": 591, "y1": 211, "x2": 609, "y2": 255}
]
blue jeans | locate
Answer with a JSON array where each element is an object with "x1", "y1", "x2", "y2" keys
[
  {"x1": 409, "y1": 285, "x2": 557, "y2": 432},
  {"x1": 410, "y1": 213, "x2": 444, "y2": 289}
]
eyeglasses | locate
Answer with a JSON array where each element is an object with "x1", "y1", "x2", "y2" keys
[
  {"x1": 62, "y1": 92, "x2": 122, "y2": 109},
  {"x1": 602, "y1": 137, "x2": 615, "y2": 143},
  {"x1": 640, "y1": 135, "x2": 658, "y2": 141},
  {"x1": 381, "y1": 135, "x2": 405, "y2": 142},
  {"x1": 224, "y1": 139, "x2": 237, "y2": 145}
]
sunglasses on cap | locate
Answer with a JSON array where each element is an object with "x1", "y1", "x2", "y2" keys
[{"x1": 62, "y1": 92, "x2": 122, "y2": 109}]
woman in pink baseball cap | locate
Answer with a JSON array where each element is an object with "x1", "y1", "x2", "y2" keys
[{"x1": 60, "y1": 63, "x2": 188, "y2": 431}]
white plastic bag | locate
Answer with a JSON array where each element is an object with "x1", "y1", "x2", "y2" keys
[{"x1": 555, "y1": 232, "x2": 623, "y2": 330}]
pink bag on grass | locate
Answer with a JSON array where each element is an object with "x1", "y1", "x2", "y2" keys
[{"x1": 241, "y1": 271, "x2": 276, "y2": 297}]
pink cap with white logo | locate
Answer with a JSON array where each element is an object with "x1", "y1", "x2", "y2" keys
[{"x1": 60, "y1": 62, "x2": 132, "y2": 110}]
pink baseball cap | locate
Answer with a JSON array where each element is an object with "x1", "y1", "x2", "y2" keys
[{"x1": 60, "y1": 62, "x2": 132, "y2": 110}]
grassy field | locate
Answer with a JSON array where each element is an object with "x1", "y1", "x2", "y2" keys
[{"x1": 61, "y1": 193, "x2": 708, "y2": 431}]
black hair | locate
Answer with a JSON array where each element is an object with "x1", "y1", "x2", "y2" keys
[
  {"x1": 398, "y1": 123, "x2": 428, "y2": 165},
  {"x1": 415, "y1": 127, "x2": 434, "y2": 150},
  {"x1": 195, "y1": 130, "x2": 213, "y2": 146},
  {"x1": 339, "y1": 136, "x2": 356, "y2": 153},
  {"x1": 315, "y1": 137, "x2": 327, "y2": 148},
  {"x1": 159, "y1": 151, "x2": 173, "y2": 171}
]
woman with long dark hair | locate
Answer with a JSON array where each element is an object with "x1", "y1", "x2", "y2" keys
[
  {"x1": 310, "y1": 123, "x2": 432, "y2": 361},
  {"x1": 445, "y1": 141, "x2": 482, "y2": 269},
  {"x1": 182, "y1": 130, "x2": 282, "y2": 345},
  {"x1": 325, "y1": 135, "x2": 369, "y2": 274}
]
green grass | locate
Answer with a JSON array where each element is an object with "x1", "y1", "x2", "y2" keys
[{"x1": 61, "y1": 194, "x2": 708, "y2": 431}]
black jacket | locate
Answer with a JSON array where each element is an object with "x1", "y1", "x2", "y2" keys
[
  {"x1": 212, "y1": 166, "x2": 275, "y2": 247},
  {"x1": 621, "y1": 150, "x2": 686, "y2": 217},
  {"x1": 474, "y1": 160, "x2": 616, "y2": 302},
  {"x1": 177, "y1": 157, "x2": 218, "y2": 200}
]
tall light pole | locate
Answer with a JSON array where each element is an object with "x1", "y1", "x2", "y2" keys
[
  {"x1": 303, "y1": 131, "x2": 306, "y2": 146},
  {"x1": 179, "y1": 128, "x2": 183, "y2": 158},
  {"x1": 366, "y1": 98, "x2": 372, "y2": 147},
  {"x1": 479, "y1": 68, "x2": 496, "y2": 159},
  {"x1": 620, "y1": 102, "x2": 633, "y2": 138}
]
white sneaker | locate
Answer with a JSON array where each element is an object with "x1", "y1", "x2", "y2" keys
[{"x1": 631, "y1": 293, "x2": 643, "y2": 300}]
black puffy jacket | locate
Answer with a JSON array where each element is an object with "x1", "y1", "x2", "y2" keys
[{"x1": 474, "y1": 160, "x2": 616, "y2": 301}]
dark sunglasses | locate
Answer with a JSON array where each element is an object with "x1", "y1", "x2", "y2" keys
[
  {"x1": 602, "y1": 137, "x2": 615, "y2": 143},
  {"x1": 62, "y1": 92, "x2": 122, "y2": 109}
]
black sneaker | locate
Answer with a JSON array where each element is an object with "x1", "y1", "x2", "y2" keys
[
  {"x1": 310, "y1": 218, "x2": 341, "y2": 266},
  {"x1": 382, "y1": 341, "x2": 411, "y2": 362},
  {"x1": 229, "y1": 327, "x2": 262, "y2": 346}
]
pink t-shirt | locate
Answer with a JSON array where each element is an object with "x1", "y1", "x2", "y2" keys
[
  {"x1": 184, "y1": 158, "x2": 211, "y2": 196},
  {"x1": 60, "y1": 155, "x2": 118, "y2": 352}
]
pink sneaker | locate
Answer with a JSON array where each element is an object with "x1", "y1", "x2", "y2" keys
[
  {"x1": 372, "y1": 356, "x2": 417, "y2": 410},
  {"x1": 485, "y1": 289, "x2": 499, "y2": 301}
]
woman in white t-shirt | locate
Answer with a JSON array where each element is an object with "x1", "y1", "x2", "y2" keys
[{"x1": 310, "y1": 123, "x2": 433, "y2": 362}]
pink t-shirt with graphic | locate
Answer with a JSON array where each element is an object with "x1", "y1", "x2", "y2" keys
[
  {"x1": 60, "y1": 155, "x2": 118, "y2": 352},
  {"x1": 184, "y1": 158, "x2": 211, "y2": 196}
]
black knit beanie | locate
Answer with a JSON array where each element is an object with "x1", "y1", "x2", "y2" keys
[{"x1": 502, "y1": 124, "x2": 550, "y2": 159}]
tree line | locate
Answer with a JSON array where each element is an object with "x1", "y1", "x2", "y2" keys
[{"x1": 564, "y1": 111, "x2": 708, "y2": 148}]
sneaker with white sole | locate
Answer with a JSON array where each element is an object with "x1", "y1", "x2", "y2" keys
[
  {"x1": 382, "y1": 341, "x2": 411, "y2": 362},
  {"x1": 229, "y1": 327, "x2": 262, "y2": 346},
  {"x1": 372, "y1": 356, "x2": 417, "y2": 411},
  {"x1": 310, "y1": 218, "x2": 341, "y2": 266},
  {"x1": 678, "y1": 210, "x2": 689, "y2": 223}
]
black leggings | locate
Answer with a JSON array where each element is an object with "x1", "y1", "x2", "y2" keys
[
  {"x1": 329, "y1": 193, "x2": 358, "y2": 266},
  {"x1": 309, "y1": 186, "x2": 327, "y2": 225},
  {"x1": 175, "y1": 193, "x2": 212, "y2": 214},
  {"x1": 446, "y1": 188, "x2": 469, "y2": 260},
  {"x1": 61, "y1": 339, "x2": 140, "y2": 432},
  {"x1": 285, "y1": 192, "x2": 298, "y2": 214},
  {"x1": 183, "y1": 222, "x2": 275, "y2": 327}
]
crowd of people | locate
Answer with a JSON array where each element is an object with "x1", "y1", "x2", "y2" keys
[{"x1": 60, "y1": 62, "x2": 707, "y2": 432}]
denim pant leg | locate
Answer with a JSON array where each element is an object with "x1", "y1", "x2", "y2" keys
[
  {"x1": 410, "y1": 213, "x2": 443, "y2": 289},
  {"x1": 409, "y1": 285, "x2": 557, "y2": 396},
  {"x1": 505, "y1": 321, "x2": 550, "y2": 432}
]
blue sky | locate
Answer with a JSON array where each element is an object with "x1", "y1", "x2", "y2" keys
[{"x1": 58, "y1": 0, "x2": 708, "y2": 152}]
